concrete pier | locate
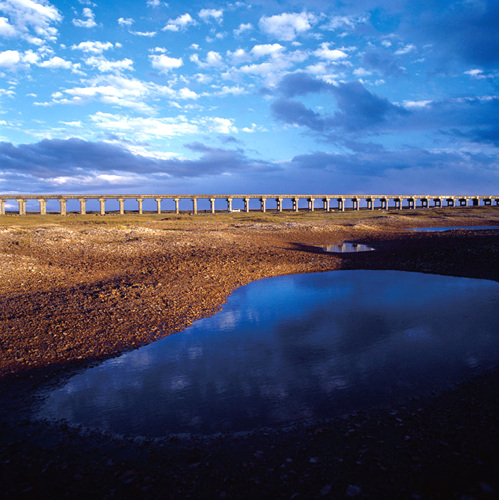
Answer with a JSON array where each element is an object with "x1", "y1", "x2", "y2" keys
[
  {"x1": 0, "y1": 194, "x2": 496, "y2": 216},
  {"x1": 38, "y1": 199, "x2": 47, "y2": 215},
  {"x1": 59, "y1": 199, "x2": 66, "y2": 216},
  {"x1": 99, "y1": 198, "x2": 106, "y2": 216}
]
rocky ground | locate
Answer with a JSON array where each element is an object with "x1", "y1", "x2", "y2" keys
[{"x1": 0, "y1": 208, "x2": 498, "y2": 499}]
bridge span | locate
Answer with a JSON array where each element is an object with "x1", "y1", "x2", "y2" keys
[{"x1": 0, "y1": 194, "x2": 498, "y2": 216}]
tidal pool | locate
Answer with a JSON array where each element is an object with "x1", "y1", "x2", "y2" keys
[
  {"x1": 39, "y1": 270, "x2": 499, "y2": 437},
  {"x1": 319, "y1": 242, "x2": 375, "y2": 253}
]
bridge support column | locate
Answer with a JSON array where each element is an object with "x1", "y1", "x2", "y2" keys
[
  {"x1": 137, "y1": 198, "x2": 143, "y2": 214},
  {"x1": 174, "y1": 198, "x2": 180, "y2": 214},
  {"x1": 192, "y1": 198, "x2": 198, "y2": 215},
  {"x1": 99, "y1": 198, "x2": 106, "y2": 216},
  {"x1": 352, "y1": 198, "x2": 359, "y2": 211},
  {"x1": 17, "y1": 199, "x2": 26, "y2": 216},
  {"x1": 276, "y1": 198, "x2": 282, "y2": 212},
  {"x1": 0, "y1": 199, "x2": 5, "y2": 215},
  {"x1": 260, "y1": 197, "x2": 266, "y2": 212},
  {"x1": 118, "y1": 198, "x2": 125, "y2": 215},
  {"x1": 367, "y1": 198, "x2": 374, "y2": 210},
  {"x1": 38, "y1": 199, "x2": 47, "y2": 215},
  {"x1": 78, "y1": 198, "x2": 87, "y2": 215},
  {"x1": 338, "y1": 198, "x2": 344, "y2": 211},
  {"x1": 308, "y1": 198, "x2": 315, "y2": 212},
  {"x1": 244, "y1": 198, "x2": 250, "y2": 213},
  {"x1": 210, "y1": 198, "x2": 216, "y2": 214},
  {"x1": 395, "y1": 199, "x2": 401, "y2": 210},
  {"x1": 292, "y1": 198, "x2": 298, "y2": 212},
  {"x1": 156, "y1": 198, "x2": 162, "y2": 214},
  {"x1": 484, "y1": 198, "x2": 492, "y2": 206},
  {"x1": 227, "y1": 198, "x2": 233, "y2": 212},
  {"x1": 323, "y1": 198, "x2": 330, "y2": 212},
  {"x1": 59, "y1": 199, "x2": 67, "y2": 216},
  {"x1": 381, "y1": 198, "x2": 387, "y2": 210}
]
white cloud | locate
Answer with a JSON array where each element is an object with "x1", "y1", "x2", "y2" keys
[
  {"x1": 190, "y1": 51, "x2": 223, "y2": 68},
  {"x1": 131, "y1": 30, "x2": 156, "y2": 37},
  {"x1": 242, "y1": 123, "x2": 266, "y2": 133},
  {"x1": 0, "y1": 50, "x2": 20, "y2": 68},
  {"x1": 22, "y1": 49, "x2": 40, "y2": 64},
  {"x1": 162, "y1": 13, "x2": 196, "y2": 32},
  {"x1": 314, "y1": 42, "x2": 348, "y2": 61},
  {"x1": 72, "y1": 41, "x2": 115, "y2": 54},
  {"x1": 59, "y1": 120, "x2": 82, "y2": 127},
  {"x1": 118, "y1": 17, "x2": 134, "y2": 27},
  {"x1": 403, "y1": 100, "x2": 432, "y2": 109},
  {"x1": 199, "y1": 8, "x2": 223, "y2": 23},
  {"x1": 49, "y1": 172, "x2": 145, "y2": 187},
  {"x1": 464, "y1": 69, "x2": 486, "y2": 79},
  {"x1": 214, "y1": 85, "x2": 248, "y2": 97},
  {"x1": 73, "y1": 8, "x2": 97, "y2": 29},
  {"x1": 50, "y1": 75, "x2": 178, "y2": 112},
  {"x1": 259, "y1": 12, "x2": 316, "y2": 41},
  {"x1": 0, "y1": 0, "x2": 61, "y2": 42},
  {"x1": 38, "y1": 56, "x2": 73, "y2": 69},
  {"x1": 234, "y1": 22, "x2": 252, "y2": 36},
  {"x1": 251, "y1": 43, "x2": 284, "y2": 58},
  {"x1": 324, "y1": 15, "x2": 367, "y2": 31},
  {"x1": 237, "y1": 62, "x2": 283, "y2": 82},
  {"x1": 227, "y1": 48, "x2": 251, "y2": 65},
  {"x1": 209, "y1": 117, "x2": 237, "y2": 134},
  {"x1": 353, "y1": 67, "x2": 372, "y2": 76},
  {"x1": 90, "y1": 112, "x2": 198, "y2": 138},
  {"x1": 90, "y1": 111, "x2": 238, "y2": 139},
  {"x1": 149, "y1": 53, "x2": 183, "y2": 73},
  {"x1": 84, "y1": 56, "x2": 134, "y2": 73},
  {"x1": 177, "y1": 87, "x2": 198, "y2": 100},
  {"x1": 394, "y1": 44, "x2": 416, "y2": 55},
  {"x1": 0, "y1": 16, "x2": 16, "y2": 37}
]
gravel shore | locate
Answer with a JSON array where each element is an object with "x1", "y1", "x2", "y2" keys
[{"x1": 1, "y1": 208, "x2": 498, "y2": 499}]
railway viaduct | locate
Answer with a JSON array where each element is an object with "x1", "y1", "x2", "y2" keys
[{"x1": 0, "y1": 194, "x2": 498, "y2": 216}]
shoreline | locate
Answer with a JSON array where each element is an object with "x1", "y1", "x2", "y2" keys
[{"x1": 1, "y1": 208, "x2": 498, "y2": 498}]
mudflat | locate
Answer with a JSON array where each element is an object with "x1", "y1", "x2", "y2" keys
[{"x1": 1, "y1": 208, "x2": 498, "y2": 499}]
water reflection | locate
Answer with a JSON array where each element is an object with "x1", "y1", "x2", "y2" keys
[
  {"x1": 319, "y1": 242, "x2": 375, "y2": 253},
  {"x1": 39, "y1": 271, "x2": 499, "y2": 437},
  {"x1": 408, "y1": 226, "x2": 499, "y2": 232}
]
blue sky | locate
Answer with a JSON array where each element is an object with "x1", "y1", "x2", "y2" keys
[{"x1": 0, "y1": 0, "x2": 498, "y2": 196}]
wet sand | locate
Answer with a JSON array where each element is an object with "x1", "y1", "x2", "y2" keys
[{"x1": 1, "y1": 208, "x2": 498, "y2": 499}]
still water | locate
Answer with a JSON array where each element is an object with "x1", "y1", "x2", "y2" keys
[
  {"x1": 39, "y1": 271, "x2": 499, "y2": 437},
  {"x1": 319, "y1": 242, "x2": 375, "y2": 253},
  {"x1": 409, "y1": 226, "x2": 499, "y2": 232}
]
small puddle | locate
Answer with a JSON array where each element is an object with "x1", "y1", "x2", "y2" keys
[
  {"x1": 408, "y1": 226, "x2": 499, "y2": 232},
  {"x1": 319, "y1": 242, "x2": 375, "y2": 253}
]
